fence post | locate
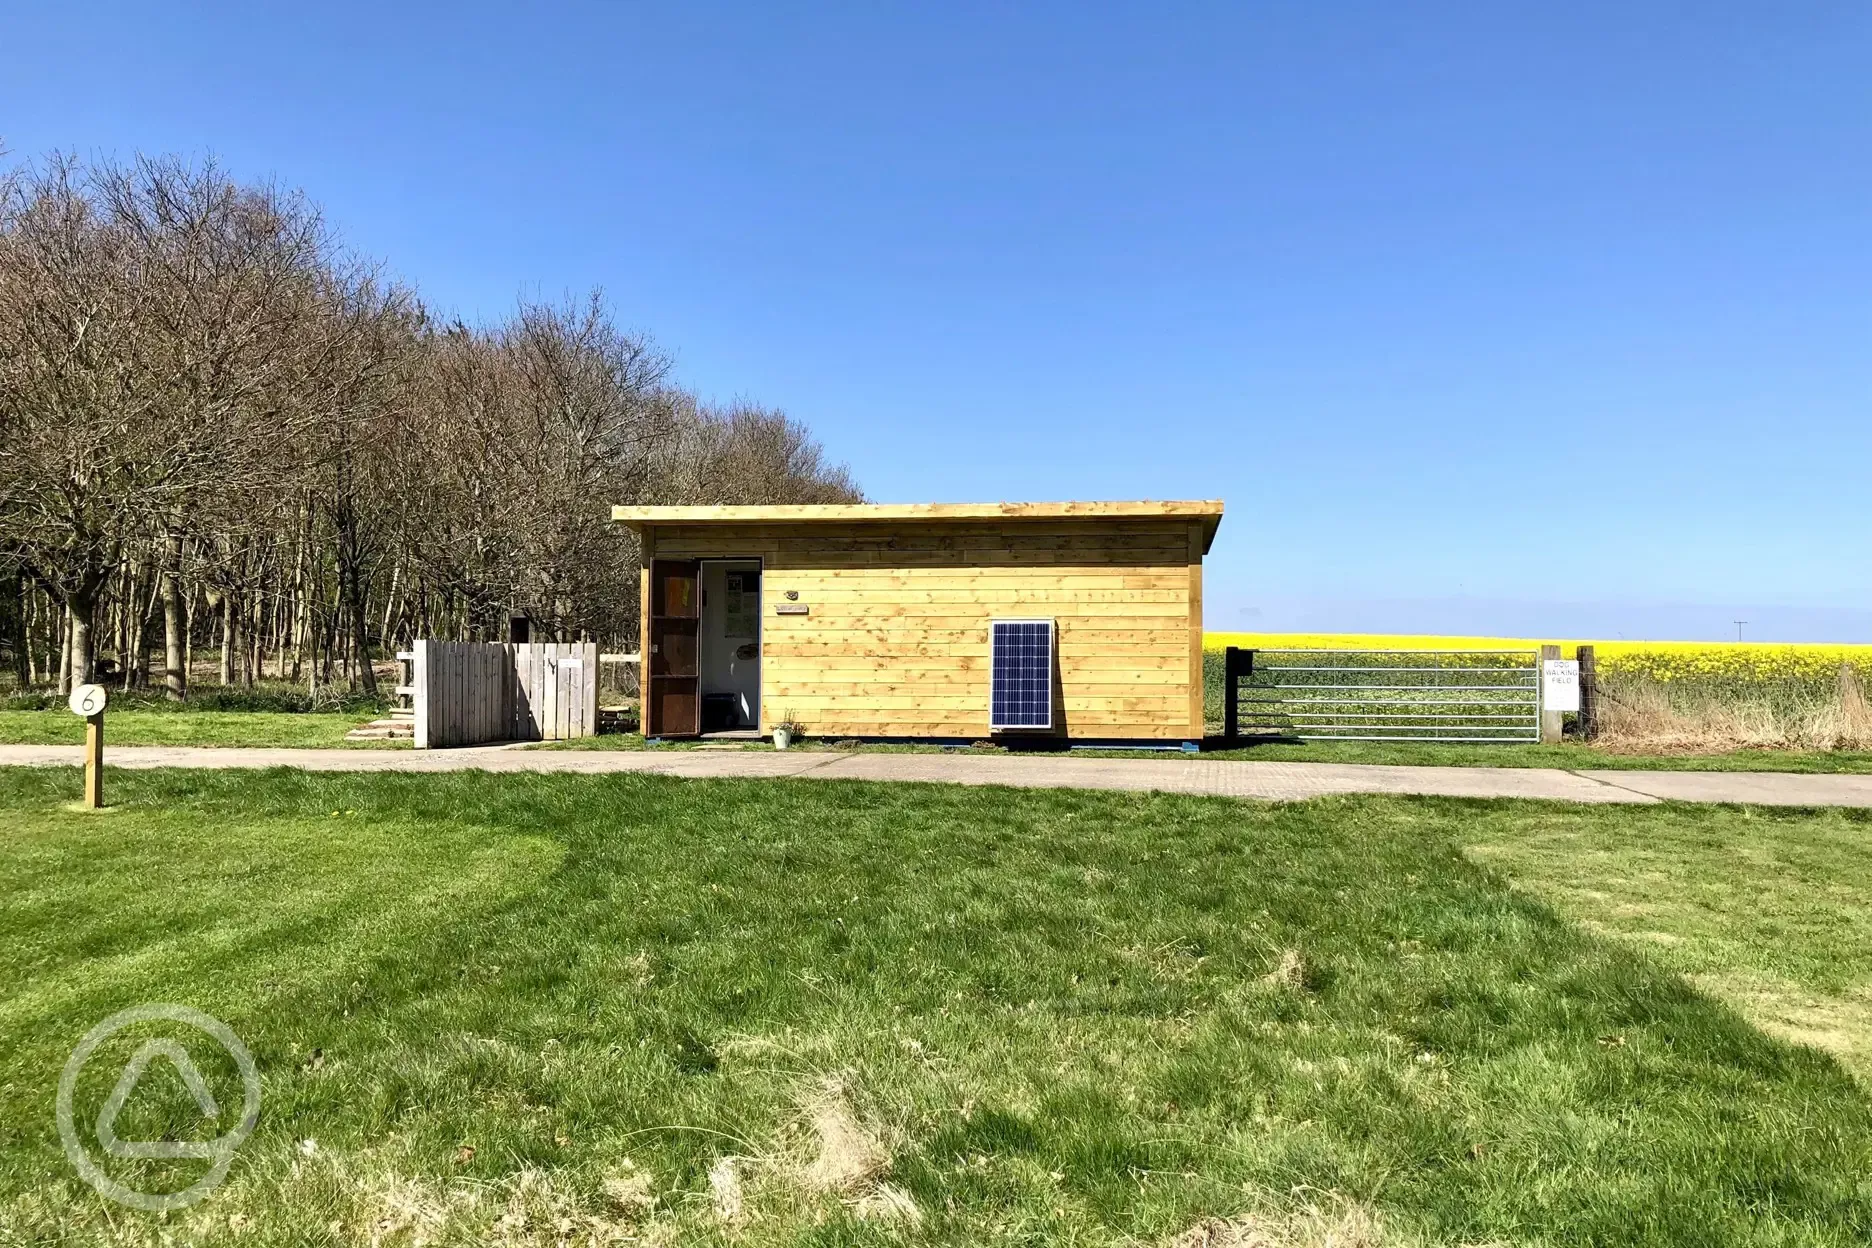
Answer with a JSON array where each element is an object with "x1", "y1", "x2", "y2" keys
[
  {"x1": 1223, "y1": 646, "x2": 1253, "y2": 742},
  {"x1": 1223, "y1": 647, "x2": 1238, "y2": 741},
  {"x1": 413, "y1": 639, "x2": 430, "y2": 750},
  {"x1": 1539, "y1": 643, "x2": 1563, "y2": 744},
  {"x1": 1576, "y1": 644, "x2": 1597, "y2": 740}
]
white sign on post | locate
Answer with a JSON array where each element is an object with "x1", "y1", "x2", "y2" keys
[
  {"x1": 1542, "y1": 659, "x2": 1580, "y2": 713},
  {"x1": 68, "y1": 684, "x2": 108, "y2": 717}
]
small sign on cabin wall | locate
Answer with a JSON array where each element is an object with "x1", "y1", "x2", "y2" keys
[{"x1": 1542, "y1": 659, "x2": 1580, "y2": 712}]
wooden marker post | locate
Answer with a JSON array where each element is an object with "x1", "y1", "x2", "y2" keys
[
  {"x1": 68, "y1": 683, "x2": 108, "y2": 808},
  {"x1": 1576, "y1": 645, "x2": 1598, "y2": 740},
  {"x1": 1538, "y1": 645, "x2": 1564, "y2": 745}
]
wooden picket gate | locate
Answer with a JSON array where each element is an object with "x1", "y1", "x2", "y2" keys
[{"x1": 410, "y1": 640, "x2": 598, "y2": 748}]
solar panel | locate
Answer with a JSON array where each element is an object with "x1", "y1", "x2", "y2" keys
[{"x1": 990, "y1": 619, "x2": 1054, "y2": 730}]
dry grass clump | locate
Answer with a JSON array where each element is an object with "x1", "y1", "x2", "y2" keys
[
  {"x1": 707, "y1": 1155, "x2": 746, "y2": 1225},
  {"x1": 1167, "y1": 1196, "x2": 1387, "y2": 1248},
  {"x1": 1594, "y1": 664, "x2": 1872, "y2": 753},
  {"x1": 799, "y1": 1075, "x2": 889, "y2": 1195},
  {"x1": 1265, "y1": 948, "x2": 1310, "y2": 992},
  {"x1": 680, "y1": 1073, "x2": 919, "y2": 1233},
  {"x1": 346, "y1": 1162, "x2": 655, "y2": 1247},
  {"x1": 792, "y1": 1075, "x2": 921, "y2": 1225}
]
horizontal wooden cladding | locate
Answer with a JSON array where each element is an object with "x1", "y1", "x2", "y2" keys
[
  {"x1": 649, "y1": 524, "x2": 1197, "y2": 566},
  {"x1": 789, "y1": 707, "x2": 1188, "y2": 725},
  {"x1": 763, "y1": 632, "x2": 1188, "y2": 653},
  {"x1": 771, "y1": 691, "x2": 1186, "y2": 709},
  {"x1": 646, "y1": 517, "x2": 1204, "y2": 542},
  {"x1": 790, "y1": 716, "x2": 1188, "y2": 738},
  {"x1": 777, "y1": 594, "x2": 1187, "y2": 613},
  {"x1": 777, "y1": 570, "x2": 1192, "y2": 589},
  {"x1": 762, "y1": 652, "x2": 1189, "y2": 672},
  {"x1": 670, "y1": 551, "x2": 1192, "y2": 570},
  {"x1": 637, "y1": 514, "x2": 1203, "y2": 739},
  {"x1": 768, "y1": 616, "x2": 1183, "y2": 635},
  {"x1": 782, "y1": 549, "x2": 1187, "y2": 568}
]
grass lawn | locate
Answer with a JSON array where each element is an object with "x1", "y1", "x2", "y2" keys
[
  {"x1": 6, "y1": 706, "x2": 1865, "y2": 772},
  {"x1": 538, "y1": 730, "x2": 1872, "y2": 773},
  {"x1": 0, "y1": 710, "x2": 398, "y2": 749},
  {"x1": 1467, "y1": 804, "x2": 1872, "y2": 1082},
  {"x1": 2, "y1": 770, "x2": 1870, "y2": 1245},
  {"x1": 1192, "y1": 738, "x2": 1872, "y2": 773}
]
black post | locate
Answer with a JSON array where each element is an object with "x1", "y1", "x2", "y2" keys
[
  {"x1": 1223, "y1": 647, "x2": 1237, "y2": 742},
  {"x1": 508, "y1": 615, "x2": 531, "y2": 645},
  {"x1": 1577, "y1": 644, "x2": 1598, "y2": 740},
  {"x1": 1223, "y1": 646, "x2": 1252, "y2": 742}
]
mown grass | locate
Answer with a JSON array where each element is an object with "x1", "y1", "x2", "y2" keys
[
  {"x1": 1, "y1": 768, "x2": 1869, "y2": 1245},
  {"x1": 1194, "y1": 737, "x2": 1872, "y2": 773},
  {"x1": 0, "y1": 710, "x2": 399, "y2": 749},
  {"x1": 8, "y1": 704, "x2": 1865, "y2": 772},
  {"x1": 1467, "y1": 804, "x2": 1872, "y2": 1082},
  {"x1": 538, "y1": 729, "x2": 1872, "y2": 773}
]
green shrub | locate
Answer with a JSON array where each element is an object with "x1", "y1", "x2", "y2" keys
[{"x1": 1, "y1": 683, "x2": 389, "y2": 715}]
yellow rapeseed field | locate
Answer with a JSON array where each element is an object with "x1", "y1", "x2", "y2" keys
[{"x1": 1202, "y1": 633, "x2": 1872, "y2": 683}]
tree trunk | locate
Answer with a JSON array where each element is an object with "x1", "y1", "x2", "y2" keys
[
  {"x1": 57, "y1": 603, "x2": 71, "y2": 694},
  {"x1": 67, "y1": 592, "x2": 96, "y2": 687},
  {"x1": 341, "y1": 555, "x2": 379, "y2": 695},
  {"x1": 185, "y1": 587, "x2": 197, "y2": 691},
  {"x1": 222, "y1": 609, "x2": 236, "y2": 686},
  {"x1": 117, "y1": 566, "x2": 133, "y2": 688},
  {"x1": 244, "y1": 595, "x2": 259, "y2": 687},
  {"x1": 380, "y1": 560, "x2": 402, "y2": 655},
  {"x1": 162, "y1": 532, "x2": 187, "y2": 700},
  {"x1": 3, "y1": 573, "x2": 25, "y2": 689},
  {"x1": 25, "y1": 583, "x2": 42, "y2": 687},
  {"x1": 124, "y1": 560, "x2": 148, "y2": 690}
]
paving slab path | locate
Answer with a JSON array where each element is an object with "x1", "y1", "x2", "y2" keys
[{"x1": 4, "y1": 742, "x2": 1871, "y2": 806}]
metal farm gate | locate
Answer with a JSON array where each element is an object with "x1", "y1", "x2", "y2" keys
[{"x1": 1223, "y1": 647, "x2": 1542, "y2": 743}]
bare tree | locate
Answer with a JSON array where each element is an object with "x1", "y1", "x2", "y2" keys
[
  {"x1": 657, "y1": 398, "x2": 862, "y2": 506},
  {"x1": 0, "y1": 157, "x2": 162, "y2": 683},
  {"x1": 0, "y1": 153, "x2": 865, "y2": 700}
]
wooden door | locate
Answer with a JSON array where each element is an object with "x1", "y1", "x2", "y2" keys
[{"x1": 646, "y1": 558, "x2": 700, "y2": 736}]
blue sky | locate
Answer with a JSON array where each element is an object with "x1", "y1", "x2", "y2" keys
[{"x1": 4, "y1": 3, "x2": 1867, "y2": 640}]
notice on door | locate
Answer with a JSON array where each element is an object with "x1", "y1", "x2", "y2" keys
[
  {"x1": 724, "y1": 573, "x2": 756, "y2": 639},
  {"x1": 1542, "y1": 659, "x2": 1580, "y2": 712}
]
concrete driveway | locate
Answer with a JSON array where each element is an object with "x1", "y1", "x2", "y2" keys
[{"x1": 3, "y1": 743, "x2": 1870, "y2": 806}]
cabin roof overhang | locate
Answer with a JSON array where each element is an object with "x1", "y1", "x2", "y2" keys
[{"x1": 611, "y1": 500, "x2": 1224, "y2": 553}]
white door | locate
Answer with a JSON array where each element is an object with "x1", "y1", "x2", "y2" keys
[{"x1": 699, "y1": 561, "x2": 761, "y2": 729}]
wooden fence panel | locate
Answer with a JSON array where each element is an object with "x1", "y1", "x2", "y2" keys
[
  {"x1": 563, "y1": 643, "x2": 594, "y2": 739},
  {"x1": 512, "y1": 646, "x2": 533, "y2": 740},
  {"x1": 546, "y1": 642, "x2": 563, "y2": 739},
  {"x1": 411, "y1": 640, "x2": 598, "y2": 748}
]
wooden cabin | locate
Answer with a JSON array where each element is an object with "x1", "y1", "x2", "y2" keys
[{"x1": 609, "y1": 501, "x2": 1224, "y2": 743}]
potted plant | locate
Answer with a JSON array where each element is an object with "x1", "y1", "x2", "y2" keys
[{"x1": 772, "y1": 711, "x2": 804, "y2": 751}]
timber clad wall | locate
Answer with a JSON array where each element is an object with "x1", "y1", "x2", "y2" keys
[{"x1": 645, "y1": 519, "x2": 1204, "y2": 739}]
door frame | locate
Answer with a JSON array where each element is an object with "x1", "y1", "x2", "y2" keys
[
  {"x1": 645, "y1": 556, "x2": 701, "y2": 737},
  {"x1": 697, "y1": 557, "x2": 764, "y2": 733}
]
